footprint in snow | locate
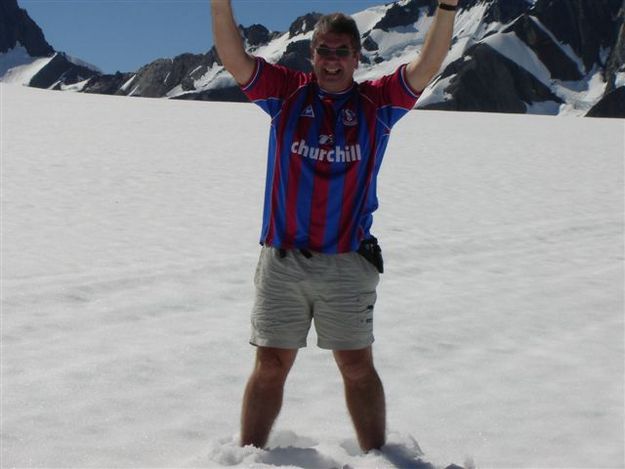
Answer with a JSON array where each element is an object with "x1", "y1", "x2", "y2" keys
[
  {"x1": 199, "y1": 431, "x2": 341, "y2": 468},
  {"x1": 192, "y1": 431, "x2": 467, "y2": 469}
]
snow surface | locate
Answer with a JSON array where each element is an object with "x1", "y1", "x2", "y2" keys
[
  {"x1": 58, "y1": 78, "x2": 91, "y2": 93},
  {"x1": 1, "y1": 84, "x2": 624, "y2": 468},
  {"x1": 0, "y1": 44, "x2": 35, "y2": 78},
  {"x1": 0, "y1": 45, "x2": 53, "y2": 86},
  {"x1": 120, "y1": 74, "x2": 137, "y2": 93},
  {"x1": 530, "y1": 17, "x2": 584, "y2": 76},
  {"x1": 352, "y1": 4, "x2": 391, "y2": 35},
  {"x1": 557, "y1": 70, "x2": 610, "y2": 117},
  {"x1": 481, "y1": 32, "x2": 552, "y2": 87}
]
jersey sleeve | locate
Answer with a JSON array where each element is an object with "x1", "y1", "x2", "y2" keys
[
  {"x1": 240, "y1": 57, "x2": 310, "y2": 118},
  {"x1": 360, "y1": 64, "x2": 422, "y2": 129}
]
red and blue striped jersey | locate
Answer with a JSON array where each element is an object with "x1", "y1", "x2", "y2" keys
[{"x1": 241, "y1": 57, "x2": 420, "y2": 254}]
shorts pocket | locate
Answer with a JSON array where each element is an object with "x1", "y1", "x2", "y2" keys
[{"x1": 357, "y1": 291, "x2": 377, "y2": 322}]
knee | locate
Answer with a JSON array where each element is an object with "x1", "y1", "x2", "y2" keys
[
  {"x1": 335, "y1": 354, "x2": 378, "y2": 383},
  {"x1": 253, "y1": 348, "x2": 295, "y2": 385}
]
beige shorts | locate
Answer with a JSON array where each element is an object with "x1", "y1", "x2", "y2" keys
[{"x1": 250, "y1": 246, "x2": 380, "y2": 350}]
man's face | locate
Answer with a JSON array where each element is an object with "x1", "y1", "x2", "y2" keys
[{"x1": 311, "y1": 32, "x2": 360, "y2": 93}]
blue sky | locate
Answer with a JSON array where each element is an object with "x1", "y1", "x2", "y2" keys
[{"x1": 18, "y1": 0, "x2": 384, "y2": 74}]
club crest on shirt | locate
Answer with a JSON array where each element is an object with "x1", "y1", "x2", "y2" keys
[
  {"x1": 300, "y1": 105, "x2": 315, "y2": 118},
  {"x1": 319, "y1": 134, "x2": 334, "y2": 145},
  {"x1": 341, "y1": 108, "x2": 357, "y2": 126}
]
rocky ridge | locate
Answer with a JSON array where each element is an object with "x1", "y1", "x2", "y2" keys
[{"x1": 2, "y1": 0, "x2": 624, "y2": 117}]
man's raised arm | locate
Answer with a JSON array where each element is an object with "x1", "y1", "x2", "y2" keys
[
  {"x1": 405, "y1": 0, "x2": 459, "y2": 93},
  {"x1": 210, "y1": 0, "x2": 256, "y2": 85}
]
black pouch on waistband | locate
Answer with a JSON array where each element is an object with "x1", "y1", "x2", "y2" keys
[{"x1": 357, "y1": 236, "x2": 384, "y2": 274}]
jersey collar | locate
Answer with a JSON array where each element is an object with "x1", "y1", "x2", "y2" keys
[{"x1": 313, "y1": 76, "x2": 356, "y2": 99}]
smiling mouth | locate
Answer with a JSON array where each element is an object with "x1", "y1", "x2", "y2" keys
[{"x1": 324, "y1": 67, "x2": 341, "y2": 76}]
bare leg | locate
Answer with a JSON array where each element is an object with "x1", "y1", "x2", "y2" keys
[
  {"x1": 240, "y1": 346, "x2": 298, "y2": 448},
  {"x1": 334, "y1": 346, "x2": 386, "y2": 451}
]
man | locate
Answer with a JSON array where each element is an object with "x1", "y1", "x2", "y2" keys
[{"x1": 210, "y1": 0, "x2": 458, "y2": 452}]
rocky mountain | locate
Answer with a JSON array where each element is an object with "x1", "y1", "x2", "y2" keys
[
  {"x1": 0, "y1": 0, "x2": 100, "y2": 89},
  {"x1": 0, "y1": 0, "x2": 52, "y2": 57},
  {"x1": 1, "y1": 0, "x2": 624, "y2": 117}
]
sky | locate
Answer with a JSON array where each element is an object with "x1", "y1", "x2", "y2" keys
[{"x1": 18, "y1": 0, "x2": 384, "y2": 74}]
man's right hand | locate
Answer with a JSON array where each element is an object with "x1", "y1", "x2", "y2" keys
[{"x1": 210, "y1": 0, "x2": 256, "y2": 85}]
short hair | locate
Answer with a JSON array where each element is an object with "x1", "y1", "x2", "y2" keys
[{"x1": 311, "y1": 13, "x2": 362, "y2": 52}]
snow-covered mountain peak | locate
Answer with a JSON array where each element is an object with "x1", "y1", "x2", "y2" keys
[{"x1": 1, "y1": 0, "x2": 623, "y2": 117}]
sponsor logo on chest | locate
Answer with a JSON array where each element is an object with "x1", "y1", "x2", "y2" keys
[
  {"x1": 291, "y1": 102, "x2": 361, "y2": 163},
  {"x1": 291, "y1": 138, "x2": 362, "y2": 163}
]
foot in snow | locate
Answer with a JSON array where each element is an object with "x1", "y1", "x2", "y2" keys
[{"x1": 191, "y1": 431, "x2": 468, "y2": 468}]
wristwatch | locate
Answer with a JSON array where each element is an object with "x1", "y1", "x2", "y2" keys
[{"x1": 438, "y1": 2, "x2": 458, "y2": 11}]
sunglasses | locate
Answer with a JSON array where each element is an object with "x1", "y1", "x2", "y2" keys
[{"x1": 315, "y1": 46, "x2": 353, "y2": 58}]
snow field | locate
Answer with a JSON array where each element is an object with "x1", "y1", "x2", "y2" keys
[{"x1": 1, "y1": 84, "x2": 624, "y2": 468}]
